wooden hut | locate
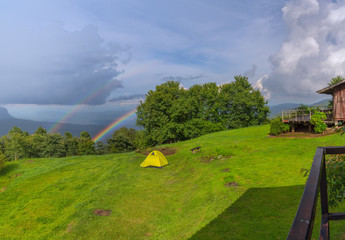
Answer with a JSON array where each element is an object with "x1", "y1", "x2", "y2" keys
[{"x1": 317, "y1": 79, "x2": 345, "y2": 122}]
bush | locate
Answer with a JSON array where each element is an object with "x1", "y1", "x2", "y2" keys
[
  {"x1": 269, "y1": 117, "x2": 290, "y2": 135},
  {"x1": 326, "y1": 154, "x2": 345, "y2": 207},
  {"x1": 310, "y1": 111, "x2": 327, "y2": 133},
  {"x1": 0, "y1": 154, "x2": 7, "y2": 170}
]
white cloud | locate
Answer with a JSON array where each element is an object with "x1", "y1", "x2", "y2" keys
[
  {"x1": 254, "y1": 74, "x2": 271, "y2": 100},
  {"x1": 261, "y1": 0, "x2": 345, "y2": 104}
]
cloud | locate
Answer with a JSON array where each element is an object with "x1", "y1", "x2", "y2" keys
[
  {"x1": 261, "y1": 0, "x2": 345, "y2": 103},
  {"x1": 108, "y1": 94, "x2": 145, "y2": 103},
  {"x1": 0, "y1": 23, "x2": 128, "y2": 105},
  {"x1": 243, "y1": 65, "x2": 258, "y2": 78},
  {"x1": 159, "y1": 74, "x2": 204, "y2": 83},
  {"x1": 254, "y1": 74, "x2": 270, "y2": 100}
]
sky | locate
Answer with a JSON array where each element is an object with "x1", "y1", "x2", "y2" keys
[{"x1": 1, "y1": 0, "x2": 344, "y2": 125}]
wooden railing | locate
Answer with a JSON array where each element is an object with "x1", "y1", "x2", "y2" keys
[
  {"x1": 282, "y1": 107, "x2": 333, "y2": 123},
  {"x1": 287, "y1": 146, "x2": 345, "y2": 240}
]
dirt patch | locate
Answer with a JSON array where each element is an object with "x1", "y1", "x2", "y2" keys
[
  {"x1": 221, "y1": 168, "x2": 230, "y2": 172},
  {"x1": 200, "y1": 155, "x2": 215, "y2": 163},
  {"x1": 268, "y1": 128, "x2": 337, "y2": 138},
  {"x1": 93, "y1": 209, "x2": 112, "y2": 216},
  {"x1": 0, "y1": 186, "x2": 6, "y2": 193},
  {"x1": 65, "y1": 222, "x2": 75, "y2": 233},
  {"x1": 224, "y1": 182, "x2": 239, "y2": 187},
  {"x1": 200, "y1": 155, "x2": 223, "y2": 163},
  {"x1": 139, "y1": 147, "x2": 177, "y2": 156}
]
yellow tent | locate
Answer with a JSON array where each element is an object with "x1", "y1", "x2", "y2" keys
[{"x1": 140, "y1": 150, "x2": 168, "y2": 168}]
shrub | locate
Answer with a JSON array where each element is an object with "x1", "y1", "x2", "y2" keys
[
  {"x1": 0, "y1": 154, "x2": 7, "y2": 170},
  {"x1": 310, "y1": 111, "x2": 327, "y2": 133},
  {"x1": 269, "y1": 117, "x2": 290, "y2": 135},
  {"x1": 326, "y1": 154, "x2": 345, "y2": 207}
]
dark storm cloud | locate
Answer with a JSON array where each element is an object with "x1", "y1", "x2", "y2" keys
[
  {"x1": 159, "y1": 74, "x2": 204, "y2": 83},
  {"x1": 108, "y1": 94, "x2": 146, "y2": 103},
  {"x1": 0, "y1": 23, "x2": 127, "y2": 105}
]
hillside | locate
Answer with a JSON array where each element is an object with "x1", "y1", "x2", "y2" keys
[{"x1": 0, "y1": 125, "x2": 344, "y2": 239}]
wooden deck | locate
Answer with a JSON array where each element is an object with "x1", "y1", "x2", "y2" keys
[{"x1": 282, "y1": 107, "x2": 333, "y2": 123}]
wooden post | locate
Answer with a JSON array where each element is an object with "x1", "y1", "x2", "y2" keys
[
  {"x1": 308, "y1": 123, "x2": 312, "y2": 132},
  {"x1": 282, "y1": 110, "x2": 283, "y2": 121},
  {"x1": 291, "y1": 123, "x2": 295, "y2": 133}
]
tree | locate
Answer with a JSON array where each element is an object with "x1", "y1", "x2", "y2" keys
[
  {"x1": 136, "y1": 81, "x2": 186, "y2": 144},
  {"x1": 78, "y1": 131, "x2": 95, "y2": 155},
  {"x1": 219, "y1": 75, "x2": 269, "y2": 129},
  {"x1": 107, "y1": 135, "x2": 135, "y2": 153},
  {"x1": 30, "y1": 126, "x2": 49, "y2": 158},
  {"x1": 328, "y1": 75, "x2": 344, "y2": 86},
  {"x1": 44, "y1": 133, "x2": 66, "y2": 158},
  {"x1": 4, "y1": 127, "x2": 30, "y2": 161},
  {"x1": 64, "y1": 132, "x2": 78, "y2": 156},
  {"x1": 35, "y1": 126, "x2": 47, "y2": 135},
  {"x1": 95, "y1": 141, "x2": 107, "y2": 155},
  {"x1": 328, "y1": 75, "x2": 344, "y2": 108}
]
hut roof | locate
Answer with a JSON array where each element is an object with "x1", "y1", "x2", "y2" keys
[{"x1": 317, "y1": 79, "x2": 345, "y2": 94}]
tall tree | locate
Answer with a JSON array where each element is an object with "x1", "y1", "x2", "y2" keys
[
  {"x1": 64, "y1": 132, "x2": 79, "y2": 156},
  {"x1": 30, "y1": 126, "x2": 49, "y2": 157},
  {"x1": 137, "y1": 81, "x2": 186, "y2": 144},
  {"x1": 78, "y1": 131, "x2": 95, "y2": 155},
  {"x1": 219, "y1": 75, "x2": 269, "y2": 129},
  {"x1": 4, "y1": 127, "x2": 30, "y2": 161}
]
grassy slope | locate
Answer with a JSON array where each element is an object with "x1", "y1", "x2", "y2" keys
[{"x1": 0, "y1": 125, "x2": 344, "y2": 239}]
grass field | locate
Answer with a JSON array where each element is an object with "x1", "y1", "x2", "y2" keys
[{"x1": 0, "y1": 125, "x2": 344, "y2": 239}]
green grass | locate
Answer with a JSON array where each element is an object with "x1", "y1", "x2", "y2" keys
[{"x1": 0, "y1": 125, "x2": 344, "y2": 239}]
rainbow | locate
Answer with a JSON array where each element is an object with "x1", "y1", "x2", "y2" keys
[
  {"x1": 48, "y1": 80, "x2": 117, "y2": 133},
  {"x1": 48, "y1": 62, "x2": 154, "y2": 134},
  {"x1": 92, "y1": 108, "x2": 137, "y2": 142}
]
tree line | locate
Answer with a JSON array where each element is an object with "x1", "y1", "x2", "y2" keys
[{"x1": 0, "y1": 126, "x2": 142, "y2": 164}]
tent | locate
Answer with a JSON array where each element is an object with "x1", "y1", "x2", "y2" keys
[{"x1": 140, "y1": 150, "x2": 168, "y2": 168}]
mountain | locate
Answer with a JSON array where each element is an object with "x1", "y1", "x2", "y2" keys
[
  {"x1": 268, "y1": 99, "x2": 331, "y2": 118},
  {"x1": 0, "y1": 107, "x2": 106, "y2": 137},
  {"x1": 0, "y1": 107, "x2": 14, "y2": 119}
]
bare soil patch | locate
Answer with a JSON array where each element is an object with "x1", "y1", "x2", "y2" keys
[
  {"x1": 139, "y1": 147, "x2": 177, "y2": 156},
  {"x1": 0, "y1": 186, "x2": 7, "y2": 193},
  {"x1": 221, "y1": 168, "x2": 230, "y2": 172},
  {"x1": 225, "y1": 182, "x2": 239, "y2": 187},
  {"x1": 269, "y1": 128, "x2": 337, "y2": 139},
  {"x1": 93, "y1": 209, "x2": 112, "y2": 216}
]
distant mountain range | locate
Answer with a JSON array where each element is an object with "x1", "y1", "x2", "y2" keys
[
  {"x1": 0, "y1": 107, "x2": 109, "y2": 137},
  {"x1": 268, "y1": 99, "x2": 331, "y2": 118}
]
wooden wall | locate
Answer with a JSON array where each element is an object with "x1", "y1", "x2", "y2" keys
[{"x1": 333, "y1": 84, "x2": 345, "y2": 120}]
